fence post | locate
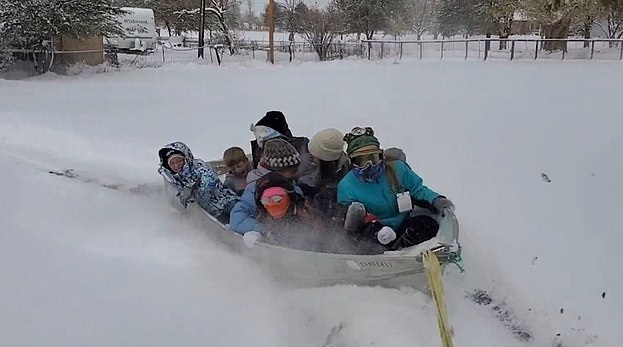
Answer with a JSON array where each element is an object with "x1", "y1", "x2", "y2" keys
[
  {"x1": 440, "y1": 41, "x2": 444, "y2": 60},
  {"x1": 215, "y1": 47, "x2": 221, "y2": 65},
  {"x1": 162, "y1": 46, "x2": 165, "y2": 63},
  {"x1": 289, "y1": 44, "x2": 292, "y2": 62},
  {"x1": 380, "y1": 42, "x2": 384, "y2": 60},
  {"x1": 464, "y1": 41, "x2": 468, "y2": 59},
  {"x1": 562, "y1": 45, "x2": 565, "y2": 60},
  {"x1": 590, "y1": 40, "x2": 595, "y2": 59},
  {"x1": 367, "y1": 42, "x2": 371, "y2": 60},
  {"x1": 510, "y1": 40, "x2": 515, "y2": 60},
  {"x1": 419, "y1": 42, "x2": 423, "y2": 60},
  {"x1": 399, "y1": 42, "x2": 403, "y2": 60},
  {"x1": 620, "y1": 40, "x2": 623, "y2": 60},
  {"x1": 534, "y1": 41, "x2": 538, "y2": 60},
  {"x1": 252, "y1": 45, "x2": 255, "y2": 59}
]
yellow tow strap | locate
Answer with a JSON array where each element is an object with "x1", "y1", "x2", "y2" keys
[{"x1": 423, "y1": 250, "x2": 454, "y2": 347}]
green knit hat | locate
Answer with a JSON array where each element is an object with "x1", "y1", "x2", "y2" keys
[{"x1": 345, "y1": 134, "x2": 381, "y2": 157}]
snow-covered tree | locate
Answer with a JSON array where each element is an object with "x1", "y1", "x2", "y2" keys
[{"x1": 0, "y1": 0, "x2": 124, "y2": 47}]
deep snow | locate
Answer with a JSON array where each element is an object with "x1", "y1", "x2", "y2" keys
[{"x1": 1, "y1": 59, "x2": 621, "y2": 347}]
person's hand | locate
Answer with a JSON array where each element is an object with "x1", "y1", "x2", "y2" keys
[
  {"x1": 243, "y1": 231, "x2": 262, "y2": 248},
  {"x1": 376, "y1": 226, "x2": 396, "y2": 245},
  {"x1": 176, "y1": 187, "x2": 194, "y2": 208},
  {"x1": 433, "y1": 197, "x2": 455, "y2": 216}
]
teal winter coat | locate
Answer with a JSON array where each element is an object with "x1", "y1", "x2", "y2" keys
[{"x1": 337, "y1": 160, "x2": 440, "y2": 230}]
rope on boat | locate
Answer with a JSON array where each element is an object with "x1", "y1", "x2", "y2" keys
[
  {"x1": 444, "y1": 244, "x2": 464, "y2": 272},
  {"x1": 424, "y1": 250, "x2": 454, "y2": 347}
]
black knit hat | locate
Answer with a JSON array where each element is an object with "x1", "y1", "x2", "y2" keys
[
  {"x1": 256, "y1": 111, "x2": 293, "y2": 138},
  {"x1": 260, "y1": 138, "x2": 301, "y2": 171},
  {"x1": 159, "y1": 148, "x2": 184, "y2": 171}
]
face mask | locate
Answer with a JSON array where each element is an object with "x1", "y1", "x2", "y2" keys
[
  {"x1": 260, "y1": 187, "x2": 291, "y2": 218},
  {"x1": 353, "y1": 161, "x2": 384, "y2": 183}
]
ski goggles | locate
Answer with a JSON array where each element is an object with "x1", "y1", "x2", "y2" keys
[{"x1": 351, "y1": 152, "x2": 381, "y2": 168}]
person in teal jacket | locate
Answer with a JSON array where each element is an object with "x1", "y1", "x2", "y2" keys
[{"x1": 337, "y1": 127, "x2": 455, "y2": 252}]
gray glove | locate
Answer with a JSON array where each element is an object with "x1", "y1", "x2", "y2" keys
[
  {"x1": 177, "y1": 187, "x2": 194, "y2": 208},
  {"x1": 433, "y1": 197, "x2": 455, "y2": 215}
]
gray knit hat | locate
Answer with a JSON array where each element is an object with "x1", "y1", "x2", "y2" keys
[{"x1": 260, "y1": 138, "x2": 301, "y2": 170}]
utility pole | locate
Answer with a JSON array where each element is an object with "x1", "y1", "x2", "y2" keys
[
  {"x1": 198, "y1": 0, "x2": 207, "y2": 58},
  {"x1": 268, "y1": 0, "x2": 274, "y2": 64}
]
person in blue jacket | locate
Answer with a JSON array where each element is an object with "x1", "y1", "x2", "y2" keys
[
  {"x1": 158, "y1": 141, "x2": 239, "y2": 223},
  {"x1": 229, "y1": 138, "x2": 302, "y2": 236},
  {"x1": 337, "y1": 127, "x2": 455, "y2": 252}
]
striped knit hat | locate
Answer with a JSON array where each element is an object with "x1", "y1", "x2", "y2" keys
[{"x1": 260, "y1": 138, "x2": 301, "y2": 171}]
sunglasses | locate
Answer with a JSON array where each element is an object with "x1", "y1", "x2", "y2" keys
[
  {"x1": 343, "y1": 126, "x2": 375, "y2": 143},
  {"x1": 261, "y1": 195, "x2": 286, "y2": 205},
  {"x1": 351, "y1": 153, "x2": 381, "y2": 168}
]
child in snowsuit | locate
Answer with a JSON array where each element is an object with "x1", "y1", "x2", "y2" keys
[{"x1": 158, "y1": 141, "x2": 238, "y2": 223}]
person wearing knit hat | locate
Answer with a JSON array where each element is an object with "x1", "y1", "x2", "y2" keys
[
  {"x1": 337, "y1": 126, "x2": 455, "y2": 253},
  {"x1": 161, "y1": 149, "x2": 185, "y2": 173},
  {"x1": 260, "y1": 138, "x2": 301, "y2": 171},
  {"x1": 229, "y1": 139, "x2": 305, "y2": 235},
  {"x1": 308, "y1": 128, "x2": 345, "y2": 162},
  {"x1": 304, "y1": 128, "x2": 350, "y2": 228},
  {"x1": 249, "y1": 111, "x2": 319, "y2": 193},
  {"x1": 158, "y1": 141, "x2": 239, "y2": 223},
  {"x1": 254, "y1": 110, "x2": 293, "y2": 139}
]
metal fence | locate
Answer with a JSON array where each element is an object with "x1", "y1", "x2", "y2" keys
[
  {"x1": 361, "y1": 38, "x2": 623, "y2": 61},
  {"x1": 5, "y1": 37, "x2": 622, "y2": 75}
]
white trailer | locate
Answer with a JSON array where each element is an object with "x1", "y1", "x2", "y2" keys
[{"x1": 104, "y1": 7, "x2": 157, "y2": 54}]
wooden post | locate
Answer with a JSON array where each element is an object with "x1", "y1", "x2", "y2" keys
[
  {"x1": 534, "y1": 40, "x2": 538, "y2": 60},
  {"x1": 197, "y1": 0, "x2": 206, "y2": 58},
  {"x1": 268, "y1": 0, "x2": 275, "y2": 64},
  {"x1": 380, "y1": 42, "x2": 384, "y2": 59},
  {"x1": 620, "y1": 40, "x2": 623, "y2": 60},
  {"x1": 464, "y1": 41, "x2": 468, "y2": 59},
  {"x1": 510, "y1": 40, "x2": 515, "y2": 60},
  {"x1": 399, "y1": 42, "x2": 403, "y2": 60},
  {"x1": 590, "y1": 40, "x2": 595, "y2": 59},
  {"x1": 440, "y1": 41, "x2": 444, "y2": 60},
  {"x1": 419, "y1": 42, "x2": 423, "y2": 60},
  {"x1": 562, "y1": 46, "x2": 565, "y2": 60}
]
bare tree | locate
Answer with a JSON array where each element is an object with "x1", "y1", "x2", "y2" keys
[
  {"x1": 482, "y1": 0, "x2": 517, "y2": 49},
  {"x1": 523, "y1": 0, "x2": 582, "y2": 52},
  {"x1": 277, "y1": 0, "x2": 304, "y2": 41},
  {"x1": 298, "y1": 3, "x2": 341, "y2": 60},
  {"x1": 405, "y1": 0, "x2": 440, "y2": 40},
  {"x1": 595, "y1": 0, "x2": 623, "y2": 43}
]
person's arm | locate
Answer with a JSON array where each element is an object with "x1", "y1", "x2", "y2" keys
[
  {"x1": 228, "y1": 183, "x2": 262, "y2": 234},
  {"x1": 397, "y1": 161, "x2": 440, "y2": 203}
]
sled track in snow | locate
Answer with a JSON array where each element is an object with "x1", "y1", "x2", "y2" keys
[{"x1": 48, "y1": 168, "x2": 163, "y2": 197}]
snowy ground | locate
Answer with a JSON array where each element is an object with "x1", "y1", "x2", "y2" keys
[{"x1": 1, "y1": 60, "x2": 621, "y2": 347}]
